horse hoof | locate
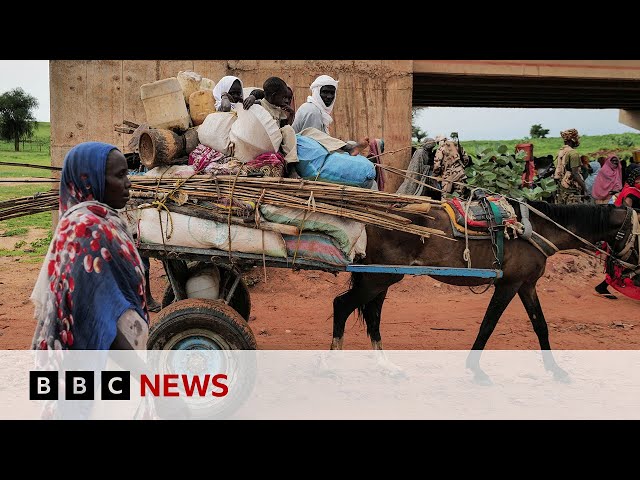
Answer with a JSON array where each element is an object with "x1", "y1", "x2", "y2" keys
[
  {"x1": 377, "y1": 361, "x2": 407, "y2": 379},
  {"x1": 553, "y1": 369, "x2": 571, "y2": 384},
  {"x1": 314, "y1": 356, "x2": 341, "y2": 381},
  {"x1": 471, "y1": 372, "x2": 493, "y2": 386}
]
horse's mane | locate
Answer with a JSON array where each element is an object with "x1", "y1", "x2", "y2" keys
[{"x1": 525, "y1": 200, "x2": 614, "y2": 237}]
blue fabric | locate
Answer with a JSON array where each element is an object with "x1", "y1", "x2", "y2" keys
[
  {"x1": 585, "y1": 161, "x2": 601, "y2": 197},
  {"x1": 60, "y1": 142, "x2": 116, "y2": 212},
  {"x1": 294, "y1": 135, "x2": 376, "y2": 187},
  {"x1": 32, "y1": 142, "x2": 148, "y2": 350}
]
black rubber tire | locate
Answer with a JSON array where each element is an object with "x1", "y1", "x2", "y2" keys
[
  {"x1": 161, "y1": 263, "x2": 251, "y2": 321},
  {"x1": 146, "y1": 298, "x2": 257, "y2": 419},
  {"x1": 148, "y1": 298, "x2": 257, "y2": 350}
]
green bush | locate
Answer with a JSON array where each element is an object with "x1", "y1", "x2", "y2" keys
[{"x1": 465, "y1": 145, "x2": 556, "y2": 200}]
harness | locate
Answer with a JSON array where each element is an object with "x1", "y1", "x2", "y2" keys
[
  {"x1": 519, "y1": 203, "x2": 560, "y2": 258},
  {"x1": 605, "y1": 208, "x2": 640, "y2": 299}
]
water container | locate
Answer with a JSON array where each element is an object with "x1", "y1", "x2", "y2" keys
[
  {"x1": 633, "y1": 150, "x2": 640, "y2": 164},
  {"x1": 177, "y1": 70, "x2": 202, "y2": 104},
  {"x1": 188, "y1": 90, "x2": 216, "y2": 126},
  {"x1": 200, "y1": 77, "x2": 216, "y2": 92},
  {"x1": 140, "y1": 77, "x2": 191, "y2": 131},
  {"x1": 185, "y1": 267, "x2": 221, "y2": 300}
]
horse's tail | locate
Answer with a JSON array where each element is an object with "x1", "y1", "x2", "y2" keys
[{"x1": 349, "y1": 272, "x2": 366, "y2": 325}]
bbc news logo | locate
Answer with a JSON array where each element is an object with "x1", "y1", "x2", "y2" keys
[
  {"x1": 29, "y1": 371, "x2": 229, "y2": 400},
  {"x1": 29, "y1": 371, "x2": 131, "y2": 400}
]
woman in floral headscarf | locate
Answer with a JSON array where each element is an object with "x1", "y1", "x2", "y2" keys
[{"x1": 31, "y1": 142, "x2": 149, "y2": 350}]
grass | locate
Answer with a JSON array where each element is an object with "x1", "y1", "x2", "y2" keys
[
  {"x1": 0, "y1": 229, "x2": 52, "y2": 263},
  {"x1": 460, "y1": 132, "x2": 640, "y2": 159},
  {"x1": 0, "y1": 183, "x2": 54, "y2": 243},
  {"x1": 0, "y1": 122, "x2": 52, "y2": 177},
  {"x1": 0, "y1": 122, "x2": 50, "y2": 147}
]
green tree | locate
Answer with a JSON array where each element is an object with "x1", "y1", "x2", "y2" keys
[
  {"x1": 529, "y1": 123, "x2": 550, "y2": 139},
  {"x1": 0, "y1": 88, "x2": 39, "y2": 152},
  {"x1": 412, "y1": 107, "x2": 427, "y2": 143}
]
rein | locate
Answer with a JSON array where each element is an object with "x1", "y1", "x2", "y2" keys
[{"x1": 520, "y1": 201, "x2": 639, "y2": 269}]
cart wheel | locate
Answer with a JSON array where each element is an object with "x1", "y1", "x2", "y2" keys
[
  {"x1": 161, "y1": 264, "x2": 251, "y2": 321},
  {"x1": 148, "y1": 298, "x2": 257, "y2": 350},
  {"x1": 146, "y1": 298, "x2": 257, "y2": 419}
]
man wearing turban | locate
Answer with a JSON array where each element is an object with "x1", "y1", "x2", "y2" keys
[{"x1": 554, "y1": 128, "x2": 586, "y2": 203}]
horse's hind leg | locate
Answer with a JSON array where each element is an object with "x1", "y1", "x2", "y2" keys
[
  {"x1": 331, "y1": 272, "x2": 371, "y2": 350},
  {"x1": 518, "y1": 281, "x2": 570, "y2": 383},
  {"x1": 331, "y1": 272, "x2": 401, "y2": 350},
  {"x1": 466, "y1": 281, "x2": 522, "y2": 385}
]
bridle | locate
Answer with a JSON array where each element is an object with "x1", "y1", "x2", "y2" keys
[{"x1": 610, "y1": 207, "x2": 639, "y2": 267}]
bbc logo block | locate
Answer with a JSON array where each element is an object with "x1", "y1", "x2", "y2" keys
[
  {"x1": 65, "y1": 371, "x2": 94, "y2": 400},
  {"x1": 30, "y1": 371, "x2": 131, "y2": 400},
  {"x1": 101, "y1": 371, "x2": 130, "y2": 400},
  {"x1": 29, "y1": 371, "x2": 58, "y2": 400}
]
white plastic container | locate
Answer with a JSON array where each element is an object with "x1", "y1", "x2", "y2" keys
[
  {"x1": 177, "y1": 70, "x2": 202, "y2": 105},
  {"x1": 186, "y1": 267, "x2": 221, "y2": 300},
  {"x1": 189, "y1": 90, "x2": 216, "y2": 126},
  {"x1": 140, "y1": 77, "x2": 191, "y2": 131}
]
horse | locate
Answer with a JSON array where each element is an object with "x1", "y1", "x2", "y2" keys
[{"x1": 331, "y1": 199, "x2": 638, "y2": 384}]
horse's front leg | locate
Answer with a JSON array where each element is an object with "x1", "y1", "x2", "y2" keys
[
  {"x1": 518, "y1": 281, "x2": 570, "y2": 383},
  {"x1": 466, "y1": 280, "x2": 522, "y2": 385},
  {"x1": 363, "y1": 289, "x2": 406, "y2": 378}
]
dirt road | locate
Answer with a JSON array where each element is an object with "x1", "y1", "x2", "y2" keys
[{"x1": 1, "y1": 251, "x2": 638, "y2": 350}]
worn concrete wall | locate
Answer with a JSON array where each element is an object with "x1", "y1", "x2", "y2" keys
[{"x1": 50, "y1": 60, "x2": 413, "y2": 193}]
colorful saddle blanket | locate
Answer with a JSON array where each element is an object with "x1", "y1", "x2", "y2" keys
[{"x1": 443, "y1": 195, "x2": 519, "y2": 238}]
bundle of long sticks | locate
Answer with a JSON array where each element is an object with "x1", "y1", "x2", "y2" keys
[
  {"x1": 0, "y1": 190, "x2": 58, "y2": 221},
  {"x1": 1, "y1": 163, "x2": 449, "y2": 239},
  {"x1": 128, "y1": 175, "x2": 448, "y2": 239}
]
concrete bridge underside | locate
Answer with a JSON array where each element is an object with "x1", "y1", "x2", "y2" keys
[{"x1": 411, "y1": 60, "x2": 640, "y2": 129}]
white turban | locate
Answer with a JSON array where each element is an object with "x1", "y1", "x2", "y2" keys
[
  {"x1": 212, "y1": 76, "x2": 243, "y2": 110},
  {"x1": 308, "y1": 75, "x2": 339, "y2": 129}
]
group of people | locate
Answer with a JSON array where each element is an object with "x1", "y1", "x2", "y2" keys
[
  {"x1": 553, "y1": 127, "x2": 640, "y2": 300},
  {"x1": 212, "y1": 74, "x2": 338, "y2": 134},
  {"x1": 554, "y1": 127, "x2": 640, "y2": 207}
]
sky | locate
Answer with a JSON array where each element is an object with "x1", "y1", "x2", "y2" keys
[{"x1": 0, "y1": 60, "x2": 638, "y2": 140}]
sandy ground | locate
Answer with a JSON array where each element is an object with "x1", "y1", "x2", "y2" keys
[{"x1": 1, "y1": 249, "x2": 638, "y2": 350}]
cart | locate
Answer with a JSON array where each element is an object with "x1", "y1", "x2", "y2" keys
[{"x1": 138, "y1": 242, "x2": 503, "y2": 351}]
